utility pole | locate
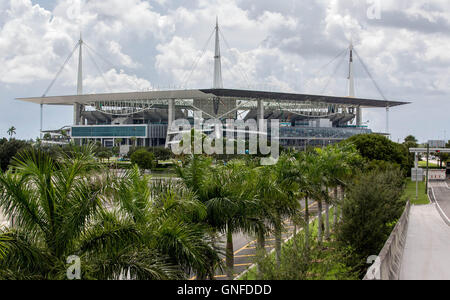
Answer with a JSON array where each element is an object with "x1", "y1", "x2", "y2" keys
[
  {"x1": 415, "y1": 152, "x2": 418, "y2": 201},
  {"x1": 425, "y1": 143, "x2": 430, "y2": 194}
]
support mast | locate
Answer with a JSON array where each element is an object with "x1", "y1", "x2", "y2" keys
[
  {"x1": 348, "y1": 41, "x2": 362, "y2": 126},
  {"x1": 348, "y1": 42, "x2": 355, "y2": 98},
  {"x1": 213, "y1": 17, "x2": 223, "y2": 89},
  {"x1": 77, "y1": 33, "x2": 83, "y2": 95},
  {"x1": 74, "y1": 34, "x2": 83, "y2": 125}
]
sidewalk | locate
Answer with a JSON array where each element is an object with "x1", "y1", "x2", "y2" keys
[{"x1": 400, "y1": 204, "x2": 450, "y2": 280}]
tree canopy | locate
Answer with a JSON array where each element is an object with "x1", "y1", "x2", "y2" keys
[
  {"x1": 343, "y1": 134, "x2": 409, "y2": 173},
  {"x1": 0, "y1": 138, "x2": 31, "y2": 172}
]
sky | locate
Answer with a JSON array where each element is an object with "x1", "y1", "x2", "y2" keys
[{"x1": 0, "y1": 0, "x2": 449, "y2": 143}]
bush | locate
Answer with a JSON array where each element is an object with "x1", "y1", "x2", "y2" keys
[
  {"x1": 128, "y1": 147, "x2": 173, "y2": 161},
  {"x1": 0, "y1": 139, "x2": 31, "y2": 171},
  {"x1": 130, "y1": 149, "x2": 155, "y2": 170},
  {"x1": 253, "y1": 234, "x2": 357, "y2": 280},
  {"x1": 97, "y1": 150, "x2": 112, "y2": 161},
  {"x1": 150, "y1": 147, "x2": 173, "y2": 161},
  {"x1": 337, "y1": 168, "x2": 406, "y2": 276}
]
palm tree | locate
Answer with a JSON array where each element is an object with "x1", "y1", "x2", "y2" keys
[
  {"x1": 111, "y1": 165, "x2": 222, "y2": 279},
  {"x1": 257, "y1": 155, "x2": 300, "y2": 266},
  {"x1": 7, "y1": 126, "x2": 16, "y2": 140},
  {"x1": 115, "y1": 138, "x2": 123, "y2": 147},
  {"x1": 250, "y1": 167, "x2": 273, "y2": 255},
  {"x1": 0, "y1": 145, "x2": 181, "y2": 280},
  {"x1": 293, "y1": 151, "x2": 324, "y2": 249},
  {"x1": 314, "y1": 144, "x2": 363, "y2": 238},
  {"x1": 316, "y1": 146, "x2": 339, "y2": 240},
  {"x1": 203, "y1": 160, "x2": 256, "y2": 279},
  {"x1": 61, "y1": 130, "x2": 69, "y2": 141},
  {"x1": 176, "y1": 154, "x2": 213, "y2": 203},
  {"x1": 177, "y1": 154, "x2": 228, "y2": 279},
  {"x1": 43, "y1": 133, "x2": 52, "y2": 141},
  {"x1": 130, "y1": 137, "x2": 137, "y2": 147}
]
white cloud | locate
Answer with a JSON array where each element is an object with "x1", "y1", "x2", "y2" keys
[
  {"x1": 0, "y1": 0, "x2": 449, "y2": 142},
  {"x1": 83, "y1": 69, "x2": 152, "y2": 93},
  {"x1": 108, "y1": 41, "x2": 140, "y2": 68},
  {"x1": 0, "y1": 0, "x2": 162, "y2": 86}
]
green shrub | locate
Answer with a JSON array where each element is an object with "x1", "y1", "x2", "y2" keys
[
  {"x1": 97, "y1": 150, "x2": 112, "y2": 161},
  {"x1": 130, "y1": 149, "x2": 155, "y2": 170},
  {"x1": 336, "y1": 168, "x2": 406, "y2": 276},
  {"x1": 253, "y1": 234, "x2": 357, "y2": 280},
  {"x1": 128, "y1": 147, "x2": 173, "y2": 161},
  {"x1": 0, "y1": 139, "x2": 31, "y2": 171}
]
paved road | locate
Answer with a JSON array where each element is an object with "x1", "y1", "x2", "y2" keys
[{"x1": 400, "y1": 182, "x2": 450, "y2": 280}]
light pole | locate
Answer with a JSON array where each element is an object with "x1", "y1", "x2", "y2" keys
[
  {"x1": 425, "y1": 143, "x2": 430, "y2": 194},
  {"x1": 415, "y1": 152, "x2": 419, "y2": 201}
]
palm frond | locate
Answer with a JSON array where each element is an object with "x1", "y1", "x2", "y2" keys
[
  {"x1": 0, "y1": 229, "x2": 53, "y2": 278},
  {"x1": 0, "y1": 171, "x2": 49, "y2": 236},
  {"x1": 78, "y1": 213, "x2": 141, "y2": 255},
  {"x1": 151, "y1": 218, "x2": 222, "y2": 276},
  {"x1": 90, "y1": 248, "x2": 184, "y2": 280}
]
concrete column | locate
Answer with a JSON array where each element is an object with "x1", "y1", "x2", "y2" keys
[
  {"x1": 356, "y1": 105, "x2": 362, "y2": 127},
  {"x1": 257, "y1": 99, "x2": 265, "y2": 132},
  {"x1": 73, "y1": 103, "x2": 81, "y2": 125},
  {"x1": 165, "y1": 99, "x2": 175, "y2": 148},
  {"x1": 168, "y1": 99, "x2": 175, "y2": 128}
]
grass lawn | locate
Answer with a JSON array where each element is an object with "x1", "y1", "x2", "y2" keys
[
  {"x1": 418, "y1": 161, "x2": 438, "y2": 168},
  {"x1": 404, "y1": 178, "x2": 430, "y2": 205}
]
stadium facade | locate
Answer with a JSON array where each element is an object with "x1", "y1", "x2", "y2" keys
[{"x1": 17, "y1": 21, "x2": 408, "y2": 150}]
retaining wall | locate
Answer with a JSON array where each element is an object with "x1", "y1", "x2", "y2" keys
[{"x1": 364, "y1": 201, "x2": 411, "y2": 280}]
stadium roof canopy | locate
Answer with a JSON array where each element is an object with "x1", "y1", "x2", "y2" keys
[{"x1": 16, "y1": 88, "x2": 409, "y2": 108}]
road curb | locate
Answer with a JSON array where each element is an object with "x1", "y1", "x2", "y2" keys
[{"x1": 430, "y1": 186, "x2": 450, "y2": 227}]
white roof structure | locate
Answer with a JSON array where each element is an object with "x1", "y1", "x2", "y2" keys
[{"x1": 16, "y1": 88, "x2": 408, "y2": 108}]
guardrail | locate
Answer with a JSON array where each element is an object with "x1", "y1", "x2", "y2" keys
[{"x1": 364, "y1": 200, "x2": 411, "y2": 280}]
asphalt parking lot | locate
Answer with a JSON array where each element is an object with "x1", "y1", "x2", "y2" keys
[{"x1": 206, "y1": 200, "x2": 320, "y2": 280}]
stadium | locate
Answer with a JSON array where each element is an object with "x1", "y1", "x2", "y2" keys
[{"x1": 17, "y1": 21, "x2": 408, "y2": 150}]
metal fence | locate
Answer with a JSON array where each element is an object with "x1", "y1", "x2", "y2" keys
[{"x1": 364, "y1": 200, "x2": 411, "y2": 280}]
